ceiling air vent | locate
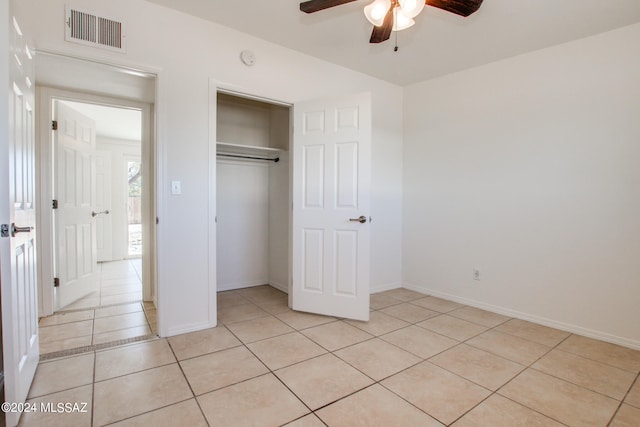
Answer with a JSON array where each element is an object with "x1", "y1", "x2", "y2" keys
[{"x1": 65, "y1": 6, "x2": 126, "y2": 52}]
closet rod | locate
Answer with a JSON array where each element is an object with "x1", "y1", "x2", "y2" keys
[{"x1": 217, "y1": 153, "x2": 280, "y2": 163}]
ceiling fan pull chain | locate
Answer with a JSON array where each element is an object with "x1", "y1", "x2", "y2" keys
[
  {"x1": 394, "y1": 26, "x2": 399, "y2": 51},
  {"x1": 394, "y1": 13, "x2": 399, "y2": 52}
]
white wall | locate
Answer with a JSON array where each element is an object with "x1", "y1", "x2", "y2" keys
[
  {"x1": 22, "y1": 0, "x2": 403, "y2": 335},
  {"x1": 217, "y1": 94, "x2": 273, "y2": 148},
  {"x1": 216, "y1": 159, "x2": 270, "y2": 290},
  {"x1": 403, "y1": 23, "x2": 640, "y2": 348},
  {"x1": 216, "y1": 156, "x2": 289, "y2": 293}
]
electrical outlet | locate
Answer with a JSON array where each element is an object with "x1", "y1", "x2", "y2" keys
[{"x1": 473, "y1": 269, "x2": 480, "y2": 281}]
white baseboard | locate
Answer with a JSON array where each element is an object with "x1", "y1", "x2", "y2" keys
[
  {"x1": 165, "y1": 320, "x2": 214, "y2": 338},
  {"x1": 269, "y1": 280, "x2": 288, "y2": 294},
  {"x1": 217, "y1": 280, "x2": 269, "y2": 292},
  {"x1": 403, "y1": 283, "x2": 640, "y2": 351},
  {"x1": 370, "y1": 282, "x2": 402, "y2": 294},
  {"x1": 219, "y1": 280, "x2": 395, "y2": 295}
]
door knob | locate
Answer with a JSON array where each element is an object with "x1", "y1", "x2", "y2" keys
[
  {"x1": 11, "y1": 223, "x2": 34, "y2": 237},
  {"x1": 349, "y1": 215, "x2": 367, "y2": 224},
  {"x1": 91, "y1": 210, "x2": 110, "y2": 217}
]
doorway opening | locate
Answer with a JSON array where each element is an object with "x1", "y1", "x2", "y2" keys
[
  {"x1": 35, "y1": 52, "x2": 157, "y2": 356},
  {"x1": 38, "y1": 96, "x2": 156, "y2": 355},
  {"x1": 215, "y1": 91, "x2": 292, "y2": 314},
  {"x1": 52, "y1": 100, "x2": 144, "y2": 308}
]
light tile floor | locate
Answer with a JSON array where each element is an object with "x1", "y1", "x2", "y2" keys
[
  {"x1": 39, "y1": 260, "x2": 156, "y2": 355},
  {"x1": 38, "y1": 301, "x2": 157, "y2": 355},
  {"x1": 21, "y1": 286, "x2": 640, "y2": 426},
  {"x1": 64, "y1": 260, "x2": 144, "y2": 310}
]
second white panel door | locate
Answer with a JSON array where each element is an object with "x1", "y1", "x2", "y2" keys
[{"x1": 291, "y1": 92, "x2": 372, "y2": 321}]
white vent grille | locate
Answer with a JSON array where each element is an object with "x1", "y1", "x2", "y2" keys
[{"x1": 65, "y1": 7, "x2": 126, "y2": 52}]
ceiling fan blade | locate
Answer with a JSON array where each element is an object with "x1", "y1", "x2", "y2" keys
[
  {"x1": 300, "y1": 0, "x2": 358, "y2": 14},
  {"x1": 425, "y1": 0, "x2": 484, "y2": 17},
  {"x1": 369, "y1": 5, "x2": 394, "y2": 43}
]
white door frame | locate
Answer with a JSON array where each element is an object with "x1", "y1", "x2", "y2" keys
[
  {"x1": 37, "y1": 87, "x2": 155, "y2": 314},
  {"x1": 208, "y1": 82, "x2": 293, "y2": 325}
]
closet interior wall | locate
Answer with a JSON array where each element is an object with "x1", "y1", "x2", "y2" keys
[{"x1": 216, "y1": 93, "x2": 290, "y2": 293}]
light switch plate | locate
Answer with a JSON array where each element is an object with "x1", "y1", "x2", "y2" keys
[{"x1": 171, "y1": 180, "x2": 181, "y2": 195}]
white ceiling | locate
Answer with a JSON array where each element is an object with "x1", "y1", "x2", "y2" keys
[
  {"x1": 60, "y1": 100, "x2": 142, "y2": 142},
  {"x1": 146, "y1": 0, "x2": 640, "y2": 85}
]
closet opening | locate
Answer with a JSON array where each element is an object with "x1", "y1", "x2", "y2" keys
[{"x1": 215, "y1": 91, "x2": 292, "y2": 306}]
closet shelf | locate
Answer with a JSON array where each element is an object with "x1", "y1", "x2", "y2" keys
[{"x1": 216, "y1": 142, "x2": 284, "y2": 160}]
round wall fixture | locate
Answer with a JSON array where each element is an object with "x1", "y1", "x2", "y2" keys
[{"x1": 240, "y1": 50, "x2": 256, "y2": 66}]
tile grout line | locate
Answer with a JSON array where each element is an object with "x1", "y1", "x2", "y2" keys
[
  {"x1": 222, "y1": 323, "x2": 319, "y2": 418},
  {"x1": 332, "y1": 295, "x2": 582, "y2": 426},
  {"x1": 486, "y1": 332, "x2": 583, "y2": 426},
  {"x1": 450, "y1": 315, "x2": 571, "y2": 425},
  {"x1": 606, "y1": 371, "x2": 640, "y2": 427},
  {"x1": 372, "y1": 300, "x2": 503, "y2": 425},
  {"x1": 48, "y1": 339, "x2": 200, "y2": 425},
  {"x1": 90, "y1": 347, "x2": 96, "y2": 427},
  {"x1": 366, "y1": 301, "x2": 494, "y2": 425},
  {"x1": 454, "y1": 308, "x2": 639, "y2": 424},
  {"x1": 165, "y1": 339, "x2": 212, "y2": 427},
  {"x1": 220, "y1": 294, "x2": 500, "y2": 425},
  {"x1": 325, "y1": 297, "x2": 462, "y2": 424},
  {"x1": 99, "y1": 398, "x2": 201, "y2": 427},
  {"x1": 223, "y1": 295, "x2": 469, "y2": 425},
  {"x1": 169, "y1": 315, "x2": 327, "y2": 424},
  {"x1": 222, "y1": 307, "x2": 385, "y2": 424}
]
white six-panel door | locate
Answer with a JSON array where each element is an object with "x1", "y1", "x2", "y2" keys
[
  {"x1": 1, "y1": 11, "x2": 39, "y2": 427},
  {"x1": 292, "y1": 93, "x2": 371, "y2": 321},
  {"x1": 54, "y1": 101, "x2": 98, "y2": 309}
]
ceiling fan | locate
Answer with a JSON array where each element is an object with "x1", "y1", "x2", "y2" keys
[{"x1": 300, "y1": 0, "x2": 484, "y2": 44}]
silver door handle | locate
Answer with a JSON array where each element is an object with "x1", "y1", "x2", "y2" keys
[
  {"x1": 92, "y1": 210, "x2": 110, "y2": 217},
  {"x1": 349, "y1": 215, "x2": 367, "y2": 224},
  {"x1": 11, "y1": 223, "x2": 34, "y2": 237}
]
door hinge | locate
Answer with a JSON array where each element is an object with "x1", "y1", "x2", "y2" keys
[
  {"x1": 1, "y1": 224, "x2": 9, "y2": 238},
  {"x1": 52, "y1": 199, "x2": 58, "y2": 209},
  {"x1": 52, "y1": 120, "x2": 58, "y2": 131},
  {"x1": 53, "y1": 277, "x2": 60, "y2": 287}
]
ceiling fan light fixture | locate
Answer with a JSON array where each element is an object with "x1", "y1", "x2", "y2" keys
[
  {"x1": 392, "y1": 7, "x2": 415, "y2": 31},
  {"x1": 398, "y1": 0, "x2": 425, "y2": 18},
  {"x1": 299, "y1": 0, "x2": 484, "y2": 44},
  {"x1": 364, "y1": 0, "x2": 391, "y2": 27}
]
